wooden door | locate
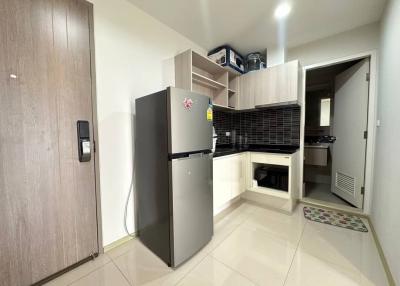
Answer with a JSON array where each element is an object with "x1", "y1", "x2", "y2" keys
[
  {"x1": 331, "y1": 59, "x2": 370, "y2": 208},
  {"x1": 0, "y1": 0, "x2": 98, "y2": 285}
]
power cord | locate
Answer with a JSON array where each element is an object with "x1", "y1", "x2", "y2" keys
[{"x1": 123, "y1": 166, "x2": 136, "y2": 237}]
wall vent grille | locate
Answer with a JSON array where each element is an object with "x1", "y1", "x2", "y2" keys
[{"x1": 335, "y1": 172, "x2": 355, "y2": 195}]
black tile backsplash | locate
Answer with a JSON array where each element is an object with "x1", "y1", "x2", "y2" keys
[{"x1": 214, "y1": 107, "x2": 300, "y2": 146}]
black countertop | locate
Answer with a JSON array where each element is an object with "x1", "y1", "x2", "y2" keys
[{"x1": 213, "y1": 144, "x2": 299, "y2": 158}]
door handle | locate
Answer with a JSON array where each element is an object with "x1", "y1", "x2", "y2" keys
[
  {"x1": 189, "y1": 152, "x2": 204, "y2": 158},
  {"x1": 77, "y1": 120, "x2": 91, "y2": 162}
]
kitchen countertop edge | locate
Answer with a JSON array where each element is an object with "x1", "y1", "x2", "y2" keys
[{"x1": 213, "y1": 148, "x2": 300, "y2": 158}]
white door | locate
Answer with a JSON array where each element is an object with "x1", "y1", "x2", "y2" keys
[{"x1": 331, "y1": 59, "x2": 370, "y2": 208}]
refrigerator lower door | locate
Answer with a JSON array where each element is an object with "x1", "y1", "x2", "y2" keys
[
  {"x1": 170, "y1": 153, "x2": 213, "y2": 267},
  {"x1": 168, "y1": 87, "x2": 213, "y2": 154}
]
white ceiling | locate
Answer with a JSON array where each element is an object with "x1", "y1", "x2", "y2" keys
[{"x1": 127, "y1": 0, "x2": 386, "y2": 55}]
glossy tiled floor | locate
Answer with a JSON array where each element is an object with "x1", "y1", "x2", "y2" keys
[
  {"x1": 305, "y1": 182, "x2": 353, "y2": 207},
  {"x1": 45, "y1": 203, "x2": 389, "y2": 286}
]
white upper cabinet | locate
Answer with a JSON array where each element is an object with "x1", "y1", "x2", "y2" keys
[
  {"x1": 239, "y1": 60, "x2": 301, "y2": 109},
  {"x1": 238, "y1": 71, "x2": 258, "y2": 110}
]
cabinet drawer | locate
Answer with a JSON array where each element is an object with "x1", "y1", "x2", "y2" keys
[
  {"x1": 304, "y1": 147, "x2": 328, "y2": 166},
  {"x1": 250, "y1": 152, "x2": 291, "y2": 166}
]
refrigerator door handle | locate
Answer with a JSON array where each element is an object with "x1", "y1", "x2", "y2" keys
[
  {"x1": 171, "y1": 152, "x2": 211, "y2": 161},
  {"x1": 189, "y1": 152, "x2": 204, "y2": 159}
]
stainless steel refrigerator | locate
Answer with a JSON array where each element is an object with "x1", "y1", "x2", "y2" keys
[{"x1": 135, "y1": 87, "x2": 213, "y2": 267}]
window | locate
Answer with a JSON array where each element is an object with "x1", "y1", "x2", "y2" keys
[{"x1": 320, "y1": 98, "x2": 331, "y2": 126}]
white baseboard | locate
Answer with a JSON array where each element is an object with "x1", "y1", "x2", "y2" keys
[{"x1": 103, "y1": 234, "x2": 136, "y2": 253}]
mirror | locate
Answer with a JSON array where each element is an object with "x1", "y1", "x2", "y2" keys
[{"x1": 320, "y1": 98, "x2": 331, "y2": 126}]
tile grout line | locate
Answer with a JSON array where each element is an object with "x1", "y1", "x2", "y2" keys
[
  {"x1": 211, "y1": 255, "x2": 261, "y2": 286},
  {"x1": 210, "y1": 205, "x2": 258, "y2": 255},
  {"x1": 107, "y1": 253, "x2": 135, "y2": 286},
  {"x1": 66, "y1": 205, "x2": 295, "y2": 286},
  {"x1": 172, "y1": 253, "x2": 210, "y2": 285},
  {"x1": 173, "y1": 208, "x2": 257, "y2": 285},
  {"x1": 212, "y1": 207, "x2": 307, "y2": 286},
  {"x1": 282, "y1": 220, "x2": 308, "y2": 286},
  {"x1": 207, "y1": 208, "x2": 264, "y2": 286},
  {"x1": 210, "y1": 214, "x2": 261, "y2": 285},
  {"x1": 63, "y1": 260, "x2": 115, "y2": 286},
  {"x1": 301, "y1": 219, "x2": 387, "y2": 283},
  {"x1": 66, "y1": 205, "x2": 254, "y2": 286}
]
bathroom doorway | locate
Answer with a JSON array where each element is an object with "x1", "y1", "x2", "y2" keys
[{"x1": 302, "y1": 57, "x2": 371, "y2": 209}]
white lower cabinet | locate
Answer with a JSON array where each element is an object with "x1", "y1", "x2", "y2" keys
[
  {"x1": 213, "y1": 153, "x2": 246, "y2": 214},
  {"x1": 213, "y1": 151, "x2": 299, "y2": 214},
  {"x1": 231, "y1": 154, "x2": 245, "y2": 198},
  {"x1": 213, "y1": 157, "x2": 232, "y2": 213}
]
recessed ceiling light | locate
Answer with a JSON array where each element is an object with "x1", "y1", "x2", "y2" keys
[{"x1": 274, "y1": 2, "x2": 292, "y2": 19}]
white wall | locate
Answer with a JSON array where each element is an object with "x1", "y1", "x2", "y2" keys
[
  {"x1": 287, "y1": 22, "x2": 380, "y2": 67},
  {"x1": 89, "y1": 0, "x2": 206, "y2": 246},
  {"x1": 267, "y1": 46, "x2": 286, "y2": 67},
  {"x1": 371, "y1": 0, "x2": 400, "y2": 283}
]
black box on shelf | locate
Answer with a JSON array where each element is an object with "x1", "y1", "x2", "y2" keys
[{"x1": 208, "y1": 45, "x2": 245, "y2": 74}]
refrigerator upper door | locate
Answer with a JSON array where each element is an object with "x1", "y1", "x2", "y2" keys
[
  {"x1": 170, "y1": 153, "x2": 213, "y2": 267},
  {"x1": 168, "y1": 87, "x2": 213, "y2": 154}
]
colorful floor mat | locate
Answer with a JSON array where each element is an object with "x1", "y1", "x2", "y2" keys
[{"x1": 303, "y1": 206, "x2": 368, "y2": 232}]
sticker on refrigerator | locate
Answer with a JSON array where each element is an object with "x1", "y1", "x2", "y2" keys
[
  {"x1": 207, "y1": 104, "x2": 213, "y2": 121},
  {"x1": 183, "y1": 98, "x2": 193, "y2": 110}
]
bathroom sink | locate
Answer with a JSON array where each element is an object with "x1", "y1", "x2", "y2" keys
[{"x1": 304, "y1": 143, "x2": 330, "y2": 149}]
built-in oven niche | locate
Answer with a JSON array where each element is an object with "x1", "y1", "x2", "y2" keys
[{"x1": 252, "y1": 163, "x2": 289, "y2": 192}]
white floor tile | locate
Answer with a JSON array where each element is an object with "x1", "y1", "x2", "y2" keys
[
  {"x1": 202, "y1": 203, "x2": 255, "y2": 254},
  {"x1": 43, "y1": 202, "x2": 389, "y2": 286},
  {"x1": 212, "y1": 225, "x2": 297, "y2": 286},
  {"x1": 140, "y1": 205, "x2": 256, "y2": 286},
  {"x1": 299, "y1": 221, "x2": 380, "y2": 274},
  {"x1": 298, "y1": 219, "x2": 389, "y2": 286},
  {"x1": 284, "y1": 250, "x2": 361, "y2": 286},
  {"x1": 241, "y1": 204, "x2": 306, "y2": 247},
  {"x1": 44, "y1": 254, "x2": 111, "y2": 286},
  {"x1": 68, "y1": 262, "x2": 130, "y2": 286},
  {"x1": 111, "y1": 240, "x2": 173, "y2": 285},
  {"x1": 106, "y1": 238, "x2": 137, "y2": 259},
  {"x1": 139, "y1": 247, "x2": 209, "y2": 286},
  {"x1": 177, "y1": 256, "x2": 256, "y2": 286},
  {"x1": 305, "y1": 182, "x2": 352, "y2": 207}
]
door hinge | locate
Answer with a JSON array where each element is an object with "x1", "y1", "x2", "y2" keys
[
  {"x1": 93, "y1": 140, "x2": 96, "y2": 153},
  {"x1": 366, "y1": 73, "x2": 370, "y2": 81},
  {"x1": 361, "y1": 187, "x2": 365, "y2": 195},
  {"x1": 363, "y1": 131, "x2": 368, "y2": 139}
]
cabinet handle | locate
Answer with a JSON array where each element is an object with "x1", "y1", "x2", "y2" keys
[{"x1": 255, "y1": 100, "x2": 299, "y2": 109}]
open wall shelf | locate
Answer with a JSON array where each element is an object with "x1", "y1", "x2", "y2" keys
[
  {"x1": 175, "y1": 49, "x2": 240, "y2": 109},
  {"x1": 192, "y1": 72, "x2": 226, "y2": 90}
]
